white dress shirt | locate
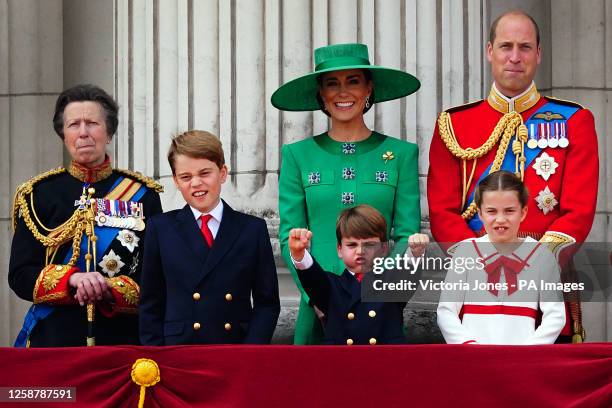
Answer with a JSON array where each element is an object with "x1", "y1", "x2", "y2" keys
[{"x1": 189, "y1": 199, "x2": 224, "y2": 239}]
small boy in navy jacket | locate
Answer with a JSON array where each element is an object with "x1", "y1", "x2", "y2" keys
[{"x1": 289, "y1": 204, "x2": 428, "y2": 345}]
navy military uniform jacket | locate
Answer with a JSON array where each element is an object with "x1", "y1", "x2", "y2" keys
[
  {"x1": 297, "y1": 259, "x2": 406, "y2": 345},
  {"x1": 9, "y1": 160, "x2": 163, "y2": 347},
  {"x1": 139, "y1": 201, "x2": 280, "y2": 345}
]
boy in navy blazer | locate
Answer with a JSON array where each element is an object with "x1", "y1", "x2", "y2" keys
[
  {"x1": 140, "y1": 130, "x2": 280, "y2": 345},
  {"x1": 289, "y1": 205, "x2": 428, "y2": 345}
]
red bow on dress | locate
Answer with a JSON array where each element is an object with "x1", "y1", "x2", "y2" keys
[{"x1": 483, "y1": 255, "x2": 526, "y2": 296}]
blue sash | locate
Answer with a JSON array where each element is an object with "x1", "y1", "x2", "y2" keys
[
  {"x1": 66, "y1": 182, "x2": 147, "y2": 271},
  {"x1": 13, "y1": 304, "x2": 55, "y2": 347},
  {"x1": 465, "y1": 101, "x2": 579, "y2": 232},
  {"x1": 14, "y1": 178, "x2": 147, "y2": 347}
]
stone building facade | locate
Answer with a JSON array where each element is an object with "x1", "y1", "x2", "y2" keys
[{"x1": 1, "y1": 0, "x2": 610, "y2": 345}]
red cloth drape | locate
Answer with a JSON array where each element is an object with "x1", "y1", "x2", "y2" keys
[{"x1": 0, "y1": 344, "x2": 611, "y2": 408}]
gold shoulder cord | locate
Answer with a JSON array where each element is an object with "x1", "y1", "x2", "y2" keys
[
  {"x1": 114, "y1": 168, "x2": 164, "y2": 193},
  {"x1": 12, "y1": 167, "x2": 66, "y2": 233},
  {"x1": 437, "y1": 111, "x2": 528, "y2": 221},
  {"x1": 12, "y1": 167, "x2": 97, "y2": 267}
]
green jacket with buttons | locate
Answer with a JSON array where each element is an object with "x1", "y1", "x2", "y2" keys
[{"x1": 279, "y1": 132, "x2": 421, "y2": 344}]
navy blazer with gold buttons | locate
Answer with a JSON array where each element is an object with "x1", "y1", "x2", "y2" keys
[
  {"x1": 297, "y1": 258, "x2": 406, "y2": 345},
  {"x1": 139, "y1": 200, "x2": 280, "y2": 345}
]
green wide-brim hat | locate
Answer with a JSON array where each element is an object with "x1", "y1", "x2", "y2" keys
[{"x1": 271, "y1": 43, "x2": 421, "y2": 111}]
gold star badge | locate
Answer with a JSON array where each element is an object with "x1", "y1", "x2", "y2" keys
[
  {"x1": 535, "y1": 187, "x2": 558, "y2": 215},
  {"x1": 99, "y1": 250, "x2": 125, "y2": 277},
  {"x1": 117, "y1": 229, "x2": 140, "y2": 252}
]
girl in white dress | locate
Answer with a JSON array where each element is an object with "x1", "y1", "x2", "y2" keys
[{"x1": 437, "y1": 171, "x2": 565, "y2": 345}]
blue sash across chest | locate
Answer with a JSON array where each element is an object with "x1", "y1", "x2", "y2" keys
[
  {"x1": 14, "y1": 176, "x2": 147, "y2": 347},
  {"x1": 465, "y1": 101, "x2": 579, "y2": 232}
]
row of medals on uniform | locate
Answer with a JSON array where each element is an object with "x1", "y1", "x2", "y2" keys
[
  {"x1": 527, "y1": 121, "x2": 569, "y2": 149},
  {"x1": 77, "y1": 193, "x2": 145, "y2": 231}
]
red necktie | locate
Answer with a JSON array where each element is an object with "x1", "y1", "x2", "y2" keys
[
  {"x1": 200, "y1": 214, "x2": 214, "y2": 247},
  {"x1": 484, "y1": 255, "x2": 526, "y2": 296},
  {"x1": 355, "y1": 273, "x2": 364, "y2": 283}
]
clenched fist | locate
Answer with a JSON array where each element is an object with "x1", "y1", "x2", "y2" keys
[
  {"x1": 408, "y1": 233, "x2": 429, "y2": 258},
  {"x1": 288, "y1": 228, "x2": 313, "y2": 262}
]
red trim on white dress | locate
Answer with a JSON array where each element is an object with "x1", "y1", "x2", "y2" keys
[{"x1": 462, "y1": 304, "x2": 538, "y2": 319}]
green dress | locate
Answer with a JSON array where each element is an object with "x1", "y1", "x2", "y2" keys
[{"x1": 279, "y1": 132, "x2": 421, "y2": 344}]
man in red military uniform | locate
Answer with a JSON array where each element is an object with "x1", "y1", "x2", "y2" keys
[{"x1": 428, "y1": 10, "x2": 599, "y2": 342}]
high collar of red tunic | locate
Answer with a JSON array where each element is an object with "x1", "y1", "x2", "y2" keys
[
  {"x1": 68, "y1": 155, "x2": 113, "y2": 183},
  {"x1": 487, "y1": 82, "x2": 540, "y2": 114}
]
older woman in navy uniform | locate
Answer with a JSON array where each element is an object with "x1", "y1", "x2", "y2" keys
[
  {"x1": 9, "y1": 84, "x2": 163, "y2": 347},
  {"x1": 272, "y1": 43, "x2": 422, "y2": 344}
]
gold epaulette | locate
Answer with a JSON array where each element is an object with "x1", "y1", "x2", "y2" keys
[
  {"x1": 444, "y1": 99, "x2": 483, "y2": 114},
  {"x1": 544, "y1": 96, "x2": 584, "y2": 110},
  {"x1": 114, "y1": 168, "x2": 164, "y2": 193},
  {"x1": 12, "y1": 167, "x2": 66, "y2": 231},
  {"x1": 540, "y1": 231, "x2": 576, "y2": 257},
  {"x1": 12, "y1": 166, "x2": 87, "y2": 266}
]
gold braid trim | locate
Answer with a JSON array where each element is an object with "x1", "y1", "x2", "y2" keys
[
  {"x1": 12, "y1": 167, "x2": 66, "y2": 232},
  {"x1": 114, "y1": 169, "x2": 164, "y2": 193},
  {"x1": 41, "y1": 264, "x2": 71, "y2": 291},
  {"x1": 107, "y1": 276, "x2": 140, "y2": 306},
  {"x1": 33, "y1": 290, "x2": 72, "y2": 304},
  {"x1": 540, "y1": 231, "x2": 576, "y2": 256},
  {"x1": 33, "y1": 264, "x2": 76, "y2": 304},
  {"x1": 12, "y1": 167, "x2": 93, "y2": 267},
  {"x1": 539, "y1": 231, "x2": 582, "y2": 342},
  {"x1": 571, "y1": 301, "x2": 585, "y2": 343},
  {"x1": 437, "y1": 111, "x2": 526, "y2": 221}
]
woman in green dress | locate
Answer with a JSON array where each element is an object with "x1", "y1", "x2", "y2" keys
[{"x1": 272, "y1": 43, "x2": 422, "y2": 344}]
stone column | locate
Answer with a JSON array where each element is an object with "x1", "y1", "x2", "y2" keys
[
  {"x1": 0, "y1": 0, "x2": 63, "y2": 345},
  {"x1": 489, "y1": 0, "x2": 611, "y2": 340},
  {"x1": 550, "y1": 0, "x2": 611, "y2": 341},
  {"x1": 108, "y1": 0, "x2": 490, "y2": 343}
]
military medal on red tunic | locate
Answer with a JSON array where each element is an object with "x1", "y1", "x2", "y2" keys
[
  {"x1": 527, "y1": 124, "x2": 538, "y2": 149},
  {"x1": 559, "y1": 122, "x2": 569, "y2": 148},
  {"x1": 548, "y1": 123, "x2": 559, "y2": 148},
  {"x1": 537, "y1": 123, "x2": 548, "y2": 148}
]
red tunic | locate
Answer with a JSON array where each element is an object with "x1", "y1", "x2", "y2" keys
[
  {"x1": 428, "y1": 85, "x2": 599, "y2": 340},
  {"x1": 428, "y1": 94, "x2": 598, "y2": 246}
]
